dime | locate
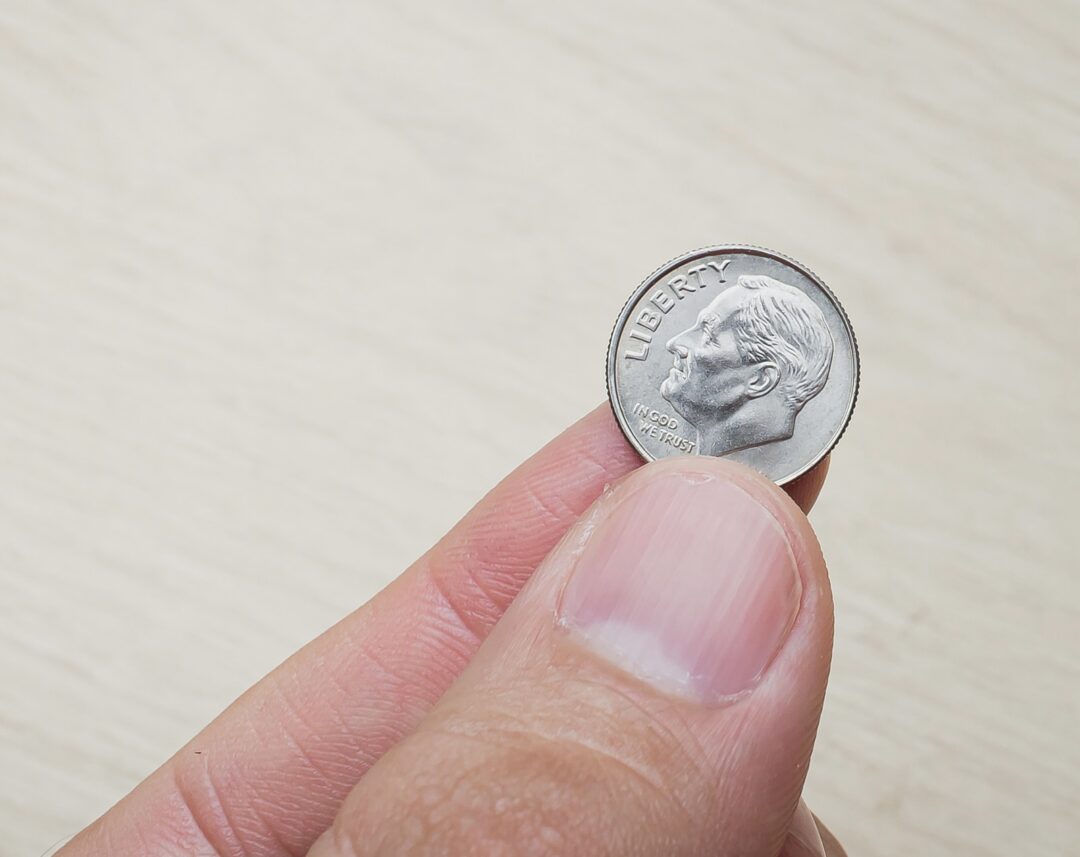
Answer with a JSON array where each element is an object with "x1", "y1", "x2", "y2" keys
[{"x1": 606, "y1": 246, "x2": 858, "y2": 485}]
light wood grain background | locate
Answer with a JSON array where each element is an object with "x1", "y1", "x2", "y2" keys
[{"x1": 2, "y1": 2, "x2": 1078, "y2": 855}]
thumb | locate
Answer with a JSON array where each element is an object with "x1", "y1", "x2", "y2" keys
[{"x1": 310, "y1": 457, "x2": 834, "y2": 856}]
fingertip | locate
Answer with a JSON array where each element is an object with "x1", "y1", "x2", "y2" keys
[
  {"x1": 784, "y1": 454, "x2": 831, "y2": 514},
  {"x1": 781, "y1": 799, "x2": 827, "y2": 856},
  {"x1": 815, "y1": 815, "x2": 849, "y2": 857}
]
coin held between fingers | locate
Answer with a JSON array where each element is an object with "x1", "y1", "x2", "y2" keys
[{"x1": 606, "y1": 245, "x2": 859, "y2": 485}]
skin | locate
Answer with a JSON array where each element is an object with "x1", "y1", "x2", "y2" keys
[{"x1": 57, "y1": 405, "x2": 843, "y2": 857}]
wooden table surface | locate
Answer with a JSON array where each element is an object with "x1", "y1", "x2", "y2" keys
[{"x1": 2, "y1": 2, "x2": 1077, "y2": 854}]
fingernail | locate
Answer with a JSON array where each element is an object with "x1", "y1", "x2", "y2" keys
[{"x1": 557, "y1": 468, "x2": 801, "y2": 702}]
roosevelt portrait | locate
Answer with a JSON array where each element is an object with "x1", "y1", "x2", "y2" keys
[{"x1": 660, "y1": 274, "x2": 834, "y2": 457}]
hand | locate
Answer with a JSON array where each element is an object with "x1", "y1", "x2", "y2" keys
[{"x1": 58, "y1": 405, "x2": 844, "y2": 857}]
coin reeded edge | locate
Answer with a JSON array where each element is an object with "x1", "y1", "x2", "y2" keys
[{"x1": 605, "y1": 244, "x2": 860, "y2": 485}]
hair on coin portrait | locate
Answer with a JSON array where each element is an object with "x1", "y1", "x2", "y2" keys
[{"x1": 660, "y1": 274, "x2": 835, "y2": 457}]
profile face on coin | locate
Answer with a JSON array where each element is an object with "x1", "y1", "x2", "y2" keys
[{"x1": 607, "y1": 246, "x2": 858, "y2": 485}]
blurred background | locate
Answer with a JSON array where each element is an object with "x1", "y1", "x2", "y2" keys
[{"x1": 2, "y1": 2, "x2": 1077, "y2": 854}]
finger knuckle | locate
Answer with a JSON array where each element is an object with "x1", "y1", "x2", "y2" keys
[{"x1": 330, "y1": 679, "x2": 709, "y2": 855}]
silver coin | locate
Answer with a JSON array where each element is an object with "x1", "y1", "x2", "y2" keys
[{"x1": 606, "y1": 246, "x2": 858, "y2": 485}]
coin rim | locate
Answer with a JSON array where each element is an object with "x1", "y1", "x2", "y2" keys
[{"x1": 605, "y1": 244, "x2": 860, "y2": 485}]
